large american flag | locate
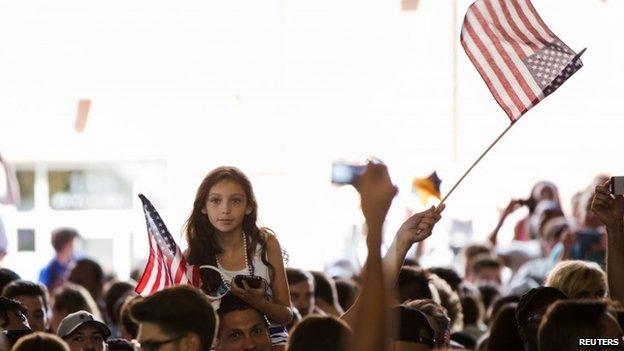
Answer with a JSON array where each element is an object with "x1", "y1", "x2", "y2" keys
[
  {"x1": 461, "y1": 0, "x2": 585, "y2": 122},
  {"x1": 135, "y1": 194, "x2": 199, "y2": 296}
]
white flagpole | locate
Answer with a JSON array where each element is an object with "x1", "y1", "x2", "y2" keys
[
  {"x1": 415, "y1": 121, "x2": 517, "y2": 237},
  {"x1": 439, "y1": 121, "x2": 516, "y2": 205}
]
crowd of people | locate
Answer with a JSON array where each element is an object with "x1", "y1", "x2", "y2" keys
[{"x1": 0, "y1": 164, "x2": 623, "y2": 351}]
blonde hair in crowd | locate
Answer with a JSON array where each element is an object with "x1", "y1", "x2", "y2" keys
[{"x1": 545, "y1": 260, "x2": 607, "y2": 299}]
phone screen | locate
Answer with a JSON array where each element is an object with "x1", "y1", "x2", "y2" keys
[
  {"x1": 611, "y1": 177, "x2": 624, "y2": 195},
  {"x1": 331, "y1": 163, "x2": 365, "y2": 185}
]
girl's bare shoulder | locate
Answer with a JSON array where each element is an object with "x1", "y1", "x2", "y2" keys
[{"x1": 259, "y1": 228, "x2": 281, "y2": 252}]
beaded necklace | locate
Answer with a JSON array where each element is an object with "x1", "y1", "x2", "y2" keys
[{"x1": 214, "y1": 232, "x2": 255, "y2": 287}]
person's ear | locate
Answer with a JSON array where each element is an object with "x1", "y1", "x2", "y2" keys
[
  {"x1": 201, "y1": 208, "x2": 207, "y2": 215},
  {"x1": 245, "y1": 205, "x2": 253, "y2": 215}
]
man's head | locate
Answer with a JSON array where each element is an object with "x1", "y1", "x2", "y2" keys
[
  {"x1": 460, "y1": 287, "x2": 484, "y2": 327},
  {"x1": 397, "y1": 266, "x2": 434, "y2": 303},
  {"x1": 469, "y1": 255, "x2": 502, "y2": 285},
  {"x1": 286, "y1": 268, "x2": 315, "y2": 317},
  {"x1": 427, "y1": 267, "x2": 462, "y2": 293},
  {"x1": 103, "y1": 281, "x2": 135, "y2": 327},
  {"x1": 216, "y1": 293, "x2": 270, "y2": 351},
  {"x1": 287, "y1": 315, "x2": 352, "y2": 351},
  {"x1": 68, "y1": 258, "x2": 105, "y2": 302},
  {"x1": 309, "y1": 271, "x2": 341, "y2": 314},
  {"x1": 390, "y1": 305, "x2": 436, "y2": 351},
  {"x1": 0, "y1": 268, "x2": 20, "y2": 297},
  {"x1": 106, "y1": 338, "x2": 135, "y2": 351},
  {"x1": 516, "y1": 287, "x2": 567, "y2": 351},
  {"x1": 539, "y1": 300, "x2": 624, "y2": 351},
  {"x1": 51, "y1": 228, "x2": 80, "y2": 257},
  {"x1": 334, "y1": 279, "x2": 359, "y2": 312},
  {"x1": 131, "y1": 285, "x2": 217, "y2": 351},
  {"x1": 462, "y1": 244, "x2": 492, "y2": 277},
  {"x1": 2, "y1": 280, "x2": 49, "y2": 332},
  {"x1": 11, "y1": 331, "x2": 69, "y2": 351},
  {"x1": 50, "y1": 283, "x2": 100, "y2": 334},
  {"x1": 56, "y1": 310, "x2": 110, "y2": 351}
]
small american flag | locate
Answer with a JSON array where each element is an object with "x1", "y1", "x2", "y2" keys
[
  {"x1": 461, "y1": 0, "x2": 585, "y2": 122},
  {"x1": 135, "y1": 194, "x2": 200, "y2": 296}
]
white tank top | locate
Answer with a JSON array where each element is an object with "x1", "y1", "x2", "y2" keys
[
  {"x1": 217, "y1": 243, "x2": 271, "y2": 283},
  {"x1": 210, "y1": 238, "x2": 287, "y2": 348},
  {"x1": 210, "y1": 241, "x2": 273, "y2": 310}
]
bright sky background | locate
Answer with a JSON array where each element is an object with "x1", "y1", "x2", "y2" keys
[{"x1": 0, "y1": 0, "x2": 623, "y2": 276}]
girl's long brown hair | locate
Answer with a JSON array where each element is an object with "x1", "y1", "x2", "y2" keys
[{"x1": 184, "y1": 166, "x2": 274, "y2": 286}]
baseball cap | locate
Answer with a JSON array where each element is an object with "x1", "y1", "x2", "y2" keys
[
  {"x1": 516, "y1": 287, "x2": 568, "y2": 326},
  {"x1": 57, "y1": 310, "x2": 111, "y2": 339},
  {"x1": 390, "y1": 305, "x2": 436, "y2": 347}
]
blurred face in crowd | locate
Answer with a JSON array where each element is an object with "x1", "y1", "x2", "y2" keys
[
  {"x1": 137, "y1": 321, "x2": 198, "y2": 351},
  {"x1": 289, "y1": 281, "x2": 314, "y2": 317},
  {"x1": 59, "y1": 238, "x2": 76, "y2": 259},
  {"x1": 68, "y1": 263, "x2": 102, "y2": 301},
  {"x1": 202, "y1": 180, "x2": 252, "y2": 235},
  {"x1": 64, "y1": 324, "x2": 106, "y2": 351},
  {"x1": 473, "y1": 267, "x2": 501, "y2": 286},
  {"x1": 216, "y1": 309, "x2": 270, "y2": 351},
  {"x1": 11, "y1": 295, "x2": 48, "y2": 332}
]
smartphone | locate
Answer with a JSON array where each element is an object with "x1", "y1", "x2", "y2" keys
[
  {"x1": 331, "y1": 162, "x2": 366, "y2": 185},
  {"x1": 234, "y1": 275, "x2": 263, "y2": 289},
  {"x1": 611, "y1": 177, "x2": 624, "y2": 195}
]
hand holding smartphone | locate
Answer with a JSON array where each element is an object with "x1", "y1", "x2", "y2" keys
[{"x1": 234, "y1": 275, "x2": 263, "y2": 289}]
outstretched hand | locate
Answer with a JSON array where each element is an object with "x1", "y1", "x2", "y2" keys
[
  {"x1": 396, "y1": 204, "x2": 445, "y2": 246},
  {"x1": 591, "y1": 181, "x2": 624, "y2": 229}
]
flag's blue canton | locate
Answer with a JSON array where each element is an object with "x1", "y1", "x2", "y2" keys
[
  {"x1": 144, "y1": 202, "x2": 177, "y2": 257},
  {"x1": 523, "y1": 40, "x2": 584, "y2": 95}
]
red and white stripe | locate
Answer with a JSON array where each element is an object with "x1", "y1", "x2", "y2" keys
[
  {"x1": 135, "y1": 218, "x2": 200, "y2": 296},
  {"x1": 461, "y1": 0, "x2": 558, "y2": 121}
]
